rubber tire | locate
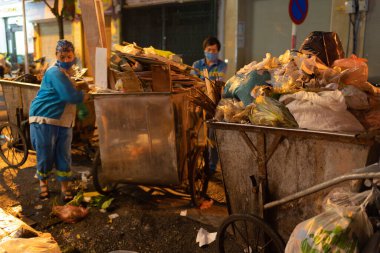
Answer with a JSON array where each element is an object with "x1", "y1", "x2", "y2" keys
[
  {"x1": 92, "y1": 150, "x2": 117, "y2": 195},
  {"x1": 217, "y1": 214, "x2": 285, "y2": 253},
  {"x1": 189, "y1": 146, "x2": 210, "y2": 207},
  {"x1": 0, "y1": 123, "x2": 28, "y2": 167}
]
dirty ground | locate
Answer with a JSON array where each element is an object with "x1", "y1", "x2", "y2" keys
[{"x1": 0, "y1": 150, "x2": 228, "y2": 253}]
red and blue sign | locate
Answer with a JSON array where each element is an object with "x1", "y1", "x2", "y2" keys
[{"x1": 289, "y1": 0, "x2": 308, "y2": 25}]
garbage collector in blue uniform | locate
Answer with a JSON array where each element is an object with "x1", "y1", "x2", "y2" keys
[
  {"x1": 190, "y1": 36, "x2": 227, "y2": 81},
  {"x1": 191, "y1": 36, "x2": 227, "y2": 176},
  {"x1": 29, "y1": 40, "x2": 88, "y2": 202}
]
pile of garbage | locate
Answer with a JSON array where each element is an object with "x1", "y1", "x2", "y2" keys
[
  {"x1": 0, "y1": 208, "x2": 61, "y2": 252},
  {"x1": 215, "y1": 32, "x2": 380, "y2": 132},
  {"x1": 104, "y1": 42, "x2": 203, "y2": 93}
]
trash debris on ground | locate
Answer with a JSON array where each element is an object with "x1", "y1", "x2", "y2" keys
[
  {"x1": 52, "y1": 205, "x2": 89, "y2": 224},
  {"x1": 108, "y1": 250, "x2": 139, "y2": 253},
  {"x1": 65, "y1": 191, "x2": 114, "y2": 211},
  {"x1": 196, "y1": 227, "x2": 217, "y2": 247},
  {"x1": 180, "y1": 210, "x2": 187, "y2": 216},
  {"x1": 108, "y1": 213, "x2": 119, "y2": 220},
  {"x1": 0, "y1": 208, "x2": 60, "y2": 252},
  {"x1": 199, "y1": 199, "x2": 214, "y2": 210},
  {"x1": 10, "y1": 205, "x2": 22, "y2": 217},
  {"x1": 0, "y1": 237, "x2": 61, "y2": 253}
]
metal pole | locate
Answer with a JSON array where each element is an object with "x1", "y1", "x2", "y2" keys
[
  {"x1": 291, "y1": 23, "x2": 296, "y2": 49},
  {"x1": 22, "y1": 0, "x2": 29, "y2": 74},
  {"x1": 264, "y1": 171, "x2": 380, "y2": 210}
]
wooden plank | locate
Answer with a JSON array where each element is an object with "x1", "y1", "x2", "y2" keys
[
  {"x1": 94, "y1": 0, "x2": 107, "y2": 48},
  {"x1": 78, "y1": 0, "x2": 108, "y2": 76},
  {"x1": 112, "y1": 64, "x2": 142, "y2": 92},
  {"x1": 151, "y1": 64, "x2": 172, "y2": 92}
]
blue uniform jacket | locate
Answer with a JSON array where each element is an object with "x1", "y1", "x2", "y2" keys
[{"x1": 29, "y1": 64, "x2": 84, "y2": 127}]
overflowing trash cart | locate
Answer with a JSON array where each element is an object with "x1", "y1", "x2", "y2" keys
[
  {"x1": 90, "y1": 43, "x2": 212, "y2": 206},
  {"x1": 91, "y1": 90, "x2": 210, "y2": 206},
  {"x1": 208, "y1": 121, "x2": 380, "y2": 252},
  {"x1": 203, "y1": 32, "x2": 380, "y2": 252}
]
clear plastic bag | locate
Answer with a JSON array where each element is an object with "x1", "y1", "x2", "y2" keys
[
  {"x1": 285, "y1": 189, "x2": 376, "y2": 253},
  {"x1": 248, "y1": 96, "x2": 298, "y2": 128},
  {"x1": 214, "y1": 99, "x2": 245, "y2": 123},
  {"x1": 341, "y1": 85, "x2": 370, "y2": 110}
]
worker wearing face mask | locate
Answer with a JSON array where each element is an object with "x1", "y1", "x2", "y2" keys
[
  {"x1": 191, "y1": 36, "x2": 227, "y2": 178},
  {"x1": 29, "y1": 40, "x2": 88, "y2": 202},
  {"x1": 190, "y1": 36, "x2": 227, "y2": 82}
]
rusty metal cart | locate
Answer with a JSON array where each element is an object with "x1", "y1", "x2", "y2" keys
[
  {"x1": 92, "y1": 91, "x2": 210, "y2": 206},
  {"x1": 208, "y1": 121, "x2": 380, "y2": 252},
  {"x1": 0, "y1": 79, "x2": 96, "y2": 167}
]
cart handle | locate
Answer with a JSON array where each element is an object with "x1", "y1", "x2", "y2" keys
[{"x1": 264, "y1": 169, "x2": 380, "y2": 210}]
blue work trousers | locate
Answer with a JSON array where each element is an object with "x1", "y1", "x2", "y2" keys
[{"x1": 30, "y1": 123, "x2": 73, "y2": 181}]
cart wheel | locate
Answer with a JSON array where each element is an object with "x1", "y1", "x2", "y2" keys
[
  {"x1": 0, "y1": 123, "x2": 28, "y2": 167},
  {"x1": 92, "y1": 150, "x2": 118, "y2": 195},
  {"x1": 217, "y1": 214, "x2": 285, "y2": 253},
  {"x1": 189, "y1": 146, "x2": 210, "y2": 207}
]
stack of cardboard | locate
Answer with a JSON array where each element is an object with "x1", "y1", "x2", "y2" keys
[{"x1": 109, "y1": 46, "x2": 203, "y2": 92}]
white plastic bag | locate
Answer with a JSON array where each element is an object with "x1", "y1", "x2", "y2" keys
[{"x1": 279, "y1": 90, "x2": 364, "y2": 132}]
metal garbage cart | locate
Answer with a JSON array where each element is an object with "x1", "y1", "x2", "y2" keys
[
  {"x1": 92, "y1": 91, "x2": 210, "y2": 206},
  {"x1": 208, "y1": 121, "x2": 380, "y2": 251},
  {"x1": 0, "y1": 79, "x2": 96, "y2": 167}
]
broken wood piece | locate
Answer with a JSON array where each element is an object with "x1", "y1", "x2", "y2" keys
[
  {"x1": 152, "y1": 64, "x2": 172, "y2": 92},
  {"x1": 112, "y1": 64, "x2": 143, "y2": 92},
  {"x1": 203, "y1": 69, "x2": 216, "y2": 103}
]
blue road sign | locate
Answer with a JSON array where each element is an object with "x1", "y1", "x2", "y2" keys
[{"x1": 289, "y1": 0, "x2": 308, "y2": 25}]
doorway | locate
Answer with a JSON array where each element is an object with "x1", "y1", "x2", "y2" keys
[
  {"x1": 121, "y1": 0, "x2": 218, "y2": 65},
  {"x1": 3, "y1": 16, "x2": 34, "y2": 70}
]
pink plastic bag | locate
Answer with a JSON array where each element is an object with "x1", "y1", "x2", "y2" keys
[
  {"x1": 52, "y1": 205, "x2": 89, "y2": 224},
  {"x1": 333, "y1": 55, "x2": 368, "y2": 86}
]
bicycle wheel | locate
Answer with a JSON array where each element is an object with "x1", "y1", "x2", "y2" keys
[
  {"x1": 217, "y1": 214, "x2": 285, "y2": 253},
  {"x1": 0, "y1": 123, "x2": 28, "y2": 167},
  {"x1": 92, "y1": 150, "x2": 118, "y2": 195},
  {"x1": 189, "y1": 146, "x2": 210, "y2": 207}
]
